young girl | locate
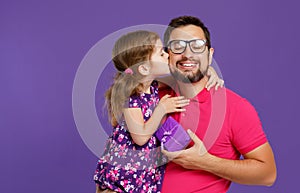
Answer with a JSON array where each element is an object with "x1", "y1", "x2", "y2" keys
[{"x1": 93, "y1": 30, "x2": 223, "y2": 193}]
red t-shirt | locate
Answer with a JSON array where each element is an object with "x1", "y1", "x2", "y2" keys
[{"x1": 159, "y1": 87, "x2": 267, "y2": 193}]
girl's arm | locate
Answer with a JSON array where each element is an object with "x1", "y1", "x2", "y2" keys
[
  {"x1": 157, "y1": 66, "x2": 224, "y2": 91},
  {"x1": 206, "y1": 66, "x2": 224, "y2": 91},
  {"x1": 123, "y1": 95, "x2": 189, "y2": 146}
]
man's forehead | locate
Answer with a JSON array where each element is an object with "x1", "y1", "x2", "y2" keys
[{"x1": 169, "y1": 25, "x2": 205, "y2": 40}]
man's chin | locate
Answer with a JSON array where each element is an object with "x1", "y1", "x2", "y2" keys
[
  {"x1": 171, "y1": 70, "x2": 204, "y2": 84},
  {"x1": 172, "y1": 73, "x2": 201, "y2": 84},
  {"x1": 177, "y1": 77, "x2": 193, "y2": 84}
]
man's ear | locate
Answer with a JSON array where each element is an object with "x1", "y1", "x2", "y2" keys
[
  {"x1": 138, "y1": 64, "x2": 150, "y2": 76},
  {"x1": 208, "y1": 48, "x2": 214, "y2": 65}
]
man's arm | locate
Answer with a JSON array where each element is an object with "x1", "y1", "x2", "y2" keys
[{"x1": 162, "y1": 130, "x2": 277, "y2": 186}]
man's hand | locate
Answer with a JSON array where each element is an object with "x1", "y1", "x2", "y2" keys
[
  {"x1": 162, "y1": 130, "x2": 277, "y2": 186},
  {"x1": 161, "y1": 129, "x2": 210, "y2": 170}
]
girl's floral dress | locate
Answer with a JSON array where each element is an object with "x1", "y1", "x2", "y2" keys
[{"x1": 94, "y1": 81, "x2": 167, "y2": 193}]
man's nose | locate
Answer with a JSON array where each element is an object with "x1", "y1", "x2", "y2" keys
[{"x1": 182, "y1": 45, "x2": 194, "y2": 58}]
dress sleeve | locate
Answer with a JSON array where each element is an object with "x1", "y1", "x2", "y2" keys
[
  {"x1": 150, "y1": 80, "x2": 159, "y2": 96},
  {"x1": 230, "y1": 98, "x2": 267, "y2": 155},
  {"x1": 128, "y1": 95, "x2": 141, "y2": 108}
]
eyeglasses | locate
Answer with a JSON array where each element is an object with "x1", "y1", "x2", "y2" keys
[{"x1": 167, "y1": 39, "x2": 207, "y2": 54}]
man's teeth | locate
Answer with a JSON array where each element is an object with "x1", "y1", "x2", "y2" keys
[{"x1": 182, "y1": 63, "x2": 195, "y2": 67}]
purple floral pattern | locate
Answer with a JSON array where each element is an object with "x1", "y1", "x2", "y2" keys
[{"x1": 94, "y1": 81, "x2": 167, "y2": 193}]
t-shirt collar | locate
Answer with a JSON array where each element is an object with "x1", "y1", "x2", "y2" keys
[{"x1": 174, "y1": 84, "x2": 210, "y2": 103}]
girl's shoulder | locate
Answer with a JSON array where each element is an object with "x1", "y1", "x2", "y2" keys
[
  {"x1": 128, "y1": 80, "x2": 159, "y2": 108},
  {"x1": 151, "y1": 80, "x2": 159, "y2": 88},
  {"x1": 150, "y1": 80, "x2": 159, "y2": 95},
  {"x1": 128, "y1": 95, "x2": 141, "y2": 108}
]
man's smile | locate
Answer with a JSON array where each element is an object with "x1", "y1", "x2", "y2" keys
[{"x1": 177, "y1": 60, "x2": 198, "y2": 71}]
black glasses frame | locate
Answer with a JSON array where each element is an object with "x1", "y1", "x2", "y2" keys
[{"x1": 166, "y1": 39, "x2": 207, "y2": 54}]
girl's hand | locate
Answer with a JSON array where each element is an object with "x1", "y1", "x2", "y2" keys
[
  {"x1": 206, "y1": 66, "x2": 224, "y2": 91},
  {"x1": 158, "y1": 94, "x2": 190, "y2": 114}
]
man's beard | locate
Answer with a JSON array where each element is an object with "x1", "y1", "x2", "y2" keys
[{"x1": 170, "y1": 64, "x2": 209, "y2": 83}]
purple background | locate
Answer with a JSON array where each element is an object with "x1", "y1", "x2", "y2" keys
[{"x1": 1, "y1": 0, "x2": 299, "y2": 193}]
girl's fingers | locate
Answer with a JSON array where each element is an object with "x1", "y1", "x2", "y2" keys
[
  {"x1": 161, "y1": 94, "x2": 171, "y2": 99},
  {"x1": 175, "y1": 108, "x2": 186, "y2": 112},
  {"x1": 207, "y1": 78, "x2": 225, "y2": 91},
  {"x1": 220, "y1": 79, "x2": 224, "y2": 87},
  {"x1": 215, "y1": 83, "x2": 219, "y2": 91},
  {"x1": 175, "y1": 99, "x2": 190, "y2": 104},
  {"x1": 215, "y1": 79, "x2": 224, "y2": 90},
  {"x1": 173, "y1": 96, "x2": 185, "y2": 100},
  {"x1": 206, "y1": 78, "x2": 216, "y2": 91},
  {"x1": 174, "y1": 100, "x2": 189, "y2": 109}
]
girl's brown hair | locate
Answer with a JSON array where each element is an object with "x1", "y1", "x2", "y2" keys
[{"x1": 106, "y1": 30, "x2": 160, "y2": 126}]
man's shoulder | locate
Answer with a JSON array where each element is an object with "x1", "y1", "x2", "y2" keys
[
  {"x1": 211, "y1": 87, "x2": 244, "y2": 102},
  {"x1": 222, "y1": 88, "x2": 256, "y2": 111},
  {"x1": 224, "y1": 88, "x2": 243, "y2": 101},
  {"x1": 158, "y1": 84, "x2": 176, "y2": 98}
]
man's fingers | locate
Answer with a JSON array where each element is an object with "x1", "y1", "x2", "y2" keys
[
  {"x1": 187, "y1": 129, "x2": 202, "y2": 145},
  {"x1": 161, "y1": 144, "x2": 183, "y2": 160},
  {"x1": 187, "y1": 130, "x2": 207, "y2": 156}
]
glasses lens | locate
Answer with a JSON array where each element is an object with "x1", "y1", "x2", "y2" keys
[
  {"x1": 190, "y1": 39, "x2": 206, "y2": 53},
  {"x1": 169, "y1": 39, "x2": 206, "y2": 54},
  {"x1": 170, "y1": 40, "x2": 186, "y2": 54}
]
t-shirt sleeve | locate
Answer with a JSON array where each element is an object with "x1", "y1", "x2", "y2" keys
[{"x1": 231, "y1": 98, "x2": 267, "y2": 155}]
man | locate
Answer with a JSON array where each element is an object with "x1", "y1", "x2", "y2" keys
[{"x1": 161, "y1": 16, "x2": 276, "y2": 193}]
